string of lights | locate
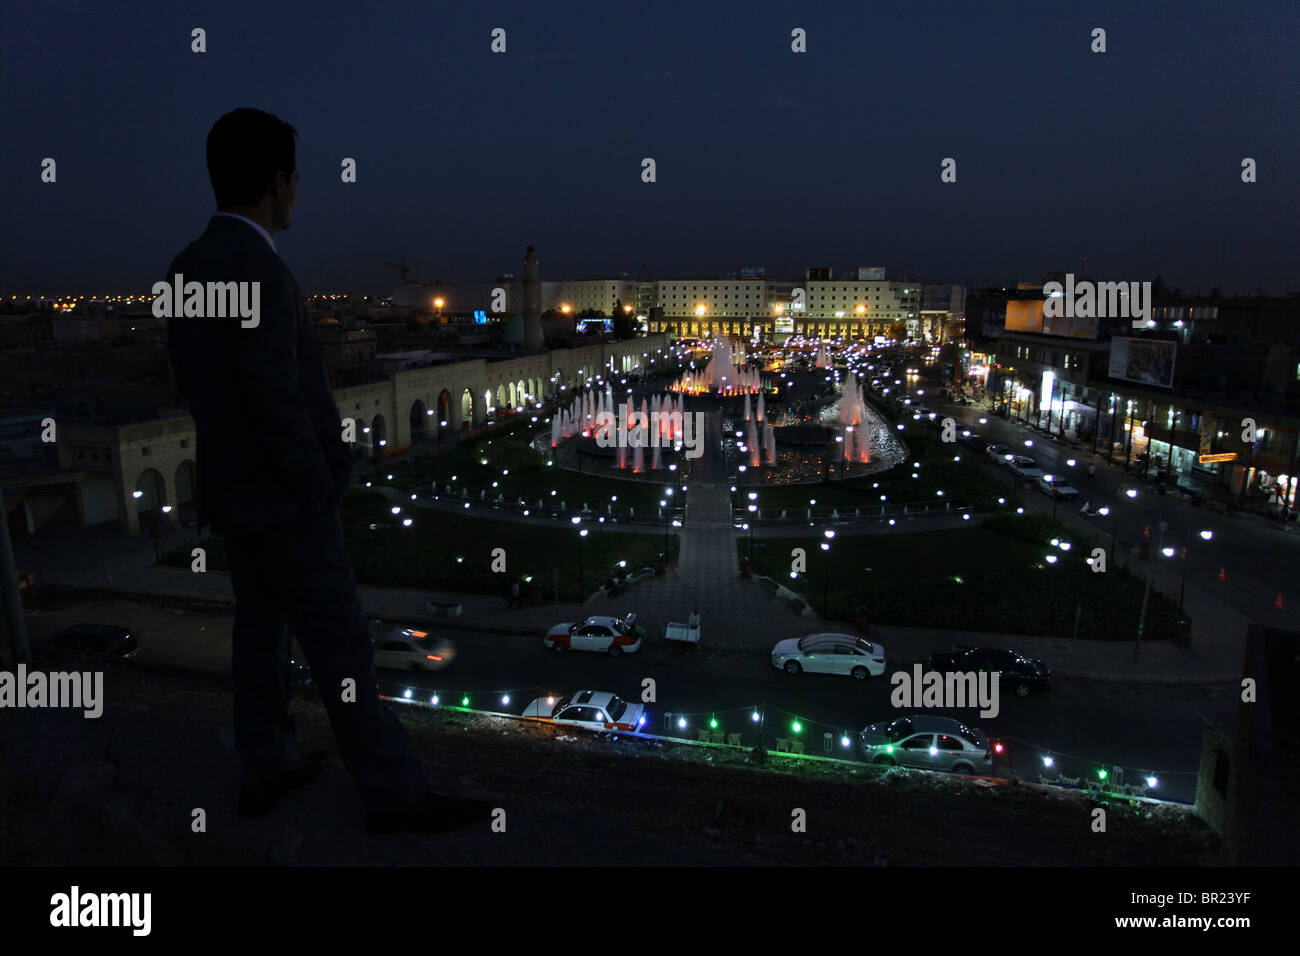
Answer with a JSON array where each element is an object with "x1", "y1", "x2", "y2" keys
[{"x1": 376, "y1": 685, "x2": 1196, "y2": 797}]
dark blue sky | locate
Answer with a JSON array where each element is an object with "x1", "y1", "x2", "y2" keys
[{"x1": 3, "y1": 0, "x2": 1297, "y2": 296}]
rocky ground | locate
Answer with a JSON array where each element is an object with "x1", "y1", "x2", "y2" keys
[{"x1": 0, "y1": 650, "x2": 1219, "y2": 867}]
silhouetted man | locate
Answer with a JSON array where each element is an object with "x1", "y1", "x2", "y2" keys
[{"x1": 164, "y1": 108, "x2": 490, "y2": 834}]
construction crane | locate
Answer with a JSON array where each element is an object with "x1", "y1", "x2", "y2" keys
[{"x1": 385, "y1": 258, "x2": 413, "y2": 285}]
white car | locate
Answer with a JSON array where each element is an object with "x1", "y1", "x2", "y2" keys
[
  {"x1": 372, "y1": 628, "x2": 456, "y2": 672},
  {"x1": 522, "y1": 689, "x2": 646, "y2": 732},
  {"x1": 771, "y1": 633, "x2": 886, "y2": 680},
  {"x1": 544, "y1": 614, "x2": 644, "y2": 655},
  {"x1": 1037, "y1": 474, "x2": 1079, "y2": 499},
  {"x1": 1009, "y1": 456, "x2": 1043, "y2": 479}
]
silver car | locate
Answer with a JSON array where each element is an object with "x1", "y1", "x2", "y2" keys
[
  {"x1": 771, "y1": 633, "x2": 887, "y2": 679},
  {"x1": 859, "y1": 715, "x2": 993, "y2": 774}
]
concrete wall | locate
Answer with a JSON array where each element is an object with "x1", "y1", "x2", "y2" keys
[{"x1": 81, "y1": 477, "x2": 120, "y2": 526}]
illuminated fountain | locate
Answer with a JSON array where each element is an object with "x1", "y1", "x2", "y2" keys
[{"x1": 671, "y1": 338, "x2": 761, "y2": 395}]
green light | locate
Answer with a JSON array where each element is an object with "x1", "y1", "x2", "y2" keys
[
  {"x1": 1098, "y1": 768, "x2": 1107, "y2": 780},
  {"x1": 885, "y1": 744, "x2": 894, "y2": 753},
  {"x1": 792, "y1": 720, "x2": 802, "y2": 733},
  {"x1": 710, "y1": 717, "x2": 718, "y2": 729},
  {"x1": 461, "y1": 695, "x2": 469, "y2": 706}
]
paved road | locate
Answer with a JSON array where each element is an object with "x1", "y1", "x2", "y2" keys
[
  {"x1": 930, "y1": 394, "x2": 1300, "y2": 632},
  {"x1": 22, "y1": 593, "x2": 1229, "y2": 804}
]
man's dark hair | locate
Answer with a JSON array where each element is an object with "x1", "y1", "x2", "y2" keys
[{"x1": 206, "y1": 108, "x2": 297, "y2": 209}]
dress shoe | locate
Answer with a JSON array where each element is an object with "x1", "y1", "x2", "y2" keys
[
  {"x1": 239, "y1": 750, "x2": 329, "y2": 819},
  {"x1": 365, "y1": 790, "x2": 494, "y2": 835}
]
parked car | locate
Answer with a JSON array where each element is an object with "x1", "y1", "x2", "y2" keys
[
  {"x1": 521, "y1": 689, "x2": 645, "y2": 732},
  {"x1": 928, "y1": 645, "x2": 1052, "y2": 696},
  {"x1": 771, "y1": 632, "x2": 886, "y2": 679},
  {"x1": 47, "y1": 624, "x2": 138, "y2": 658},
  {"x1": 960, "y1": 432, "x2": 989, "y2": 453},
  {"x1": 545, "y1": 614, "x2": 644, "y2": 655},
  {"x1": 372, "y1": 627, "x2": 456, "y2": 672},
  {"x1": 986, "y1": 444, "x2": 1013, "y2": 463},
  {"x1": 1009, "y1": 456, "x2": 1043, "y2": 479},
  {"x1": 1037, "y1": 474, "x2": 1079, "y2": 499},
  {"x1": 859, "y1": 715, "x2": 994, "y2": 773}
]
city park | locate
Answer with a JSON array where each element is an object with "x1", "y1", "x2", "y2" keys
[{"x1": 167, "y1": 336, "x2": 1184, "y2": 641}]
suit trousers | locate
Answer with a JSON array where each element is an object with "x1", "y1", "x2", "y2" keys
[{"x1": 222, "y1": 506, "x2": 430, "y2": 813}]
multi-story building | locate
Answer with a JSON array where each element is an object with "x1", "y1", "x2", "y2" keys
[
  {"x1": 985, "y1": 283, "x2": 1300, "y2": 505},
  {"x1": 316, "y1": 323, "x2": 377, "y2": 388},
  {"x1": 642, "y1": 272, "x2": 929, "y2": 342}
]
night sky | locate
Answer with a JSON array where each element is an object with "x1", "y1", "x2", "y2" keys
[{"x1": 4, "y1": 0, "x2": 1297, "y2": 296}]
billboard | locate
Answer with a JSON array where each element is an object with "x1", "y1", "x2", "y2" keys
[
  {"x1": 1108, "y1": 337, "x2": 1176, "y2": 388},
  {"x1": 1005, "y1": 298, "x2": 1097, "y2": 338},
  {"x1": 1004, "y1": 299, "x2": 1044, "y2": 334},
  {"x1": 1042, "y1": 305, "x2": 1099, "y2": 339},
  {"x1": 858, "y1": 267, "x2": 886, "y2": 280}
]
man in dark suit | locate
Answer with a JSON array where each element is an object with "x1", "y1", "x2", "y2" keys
[{"x1": 165, "y1": 107, "x2": 490, "y2": 833}]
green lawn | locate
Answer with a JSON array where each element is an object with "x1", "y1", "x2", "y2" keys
[
  {"x1": 743, "y1": 511, "x2": 1184, "y2": 642},
  {"x1": 163, "y1": 488, "x2": 677, "y2": 603},
  {"x1": 744, "y1": 426, "x2": 1017, "y2": 513},
  {"x1": 379, "y1": 414, "x2": 672, "y2": 511}
]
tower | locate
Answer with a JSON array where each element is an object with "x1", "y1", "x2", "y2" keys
[{"x1": 523, "y1": 245, "x2": 543, "y2": 353}]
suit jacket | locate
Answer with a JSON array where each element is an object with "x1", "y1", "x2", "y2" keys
[{"x1": 164, "y1": 215, "x2": 353, "y2": 536}]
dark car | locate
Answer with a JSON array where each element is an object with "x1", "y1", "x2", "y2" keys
[
  {"x1": 928, "y1": 645, "x2": 1051, "y2": 696},
  {"x1": 959, "y1": 431, "x2": 989, "y2": 453},
  {"x1": 47, "y1": 624, "x2": 139, "y2": 658}
]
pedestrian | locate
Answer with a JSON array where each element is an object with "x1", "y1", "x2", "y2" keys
[
  {"x1": 1086, "y1": 463, "x2": 1096, "y2": 484},
  {"x1": 164, "y1": 108, "x2": 489, "y2": 835},
  {"x1": 688, "y1": 609, "x2": 701, "y2": 629}
]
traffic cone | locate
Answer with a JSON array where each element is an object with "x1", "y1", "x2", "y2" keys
[
  {"x1": 1275, "y1": 593, "x2": 1285, "y2": 611},
  {"x1": 1218, "y1": 566, "x2": 1226, "y2": 582},
  {"x1": 1142, "y1": 525, "x2": 1150, "y2": 539}
]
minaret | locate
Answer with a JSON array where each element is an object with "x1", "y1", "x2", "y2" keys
[{"x1": 523, "y1": 245, "x2": 543, "y2": 353}]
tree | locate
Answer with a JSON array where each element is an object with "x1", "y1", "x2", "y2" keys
[{"x1": 612, "y1": 299, "x2": 636, "y2": 339}]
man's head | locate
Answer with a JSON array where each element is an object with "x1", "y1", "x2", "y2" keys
[{"x1": 206, "y1": 108, "x2": 299, "y2": 232}]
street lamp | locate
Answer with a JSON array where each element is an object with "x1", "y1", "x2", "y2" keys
[
  {"x1": 402, "y1": 517, "x2": 412, "y2": 566},
  {"x1": 821, "y1": 529, "x2": 836, "y2": 616},
  {"x1": 660, "y1": 499, "x2": 670, "y2": 550},
  {"x1": 747, "y1": 492, "x2": 758, "y2": 559},
  {"x1": 1177, "y1": 528, "x2": 1213, "y2": 613},
  {"x1": 570, "y1": 516, "x2": 587, "y2": 597}
]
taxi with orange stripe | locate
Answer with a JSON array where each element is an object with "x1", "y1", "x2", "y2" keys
[{"x1": 544, "y1": 614, "x2": 644, "y2": 655}]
